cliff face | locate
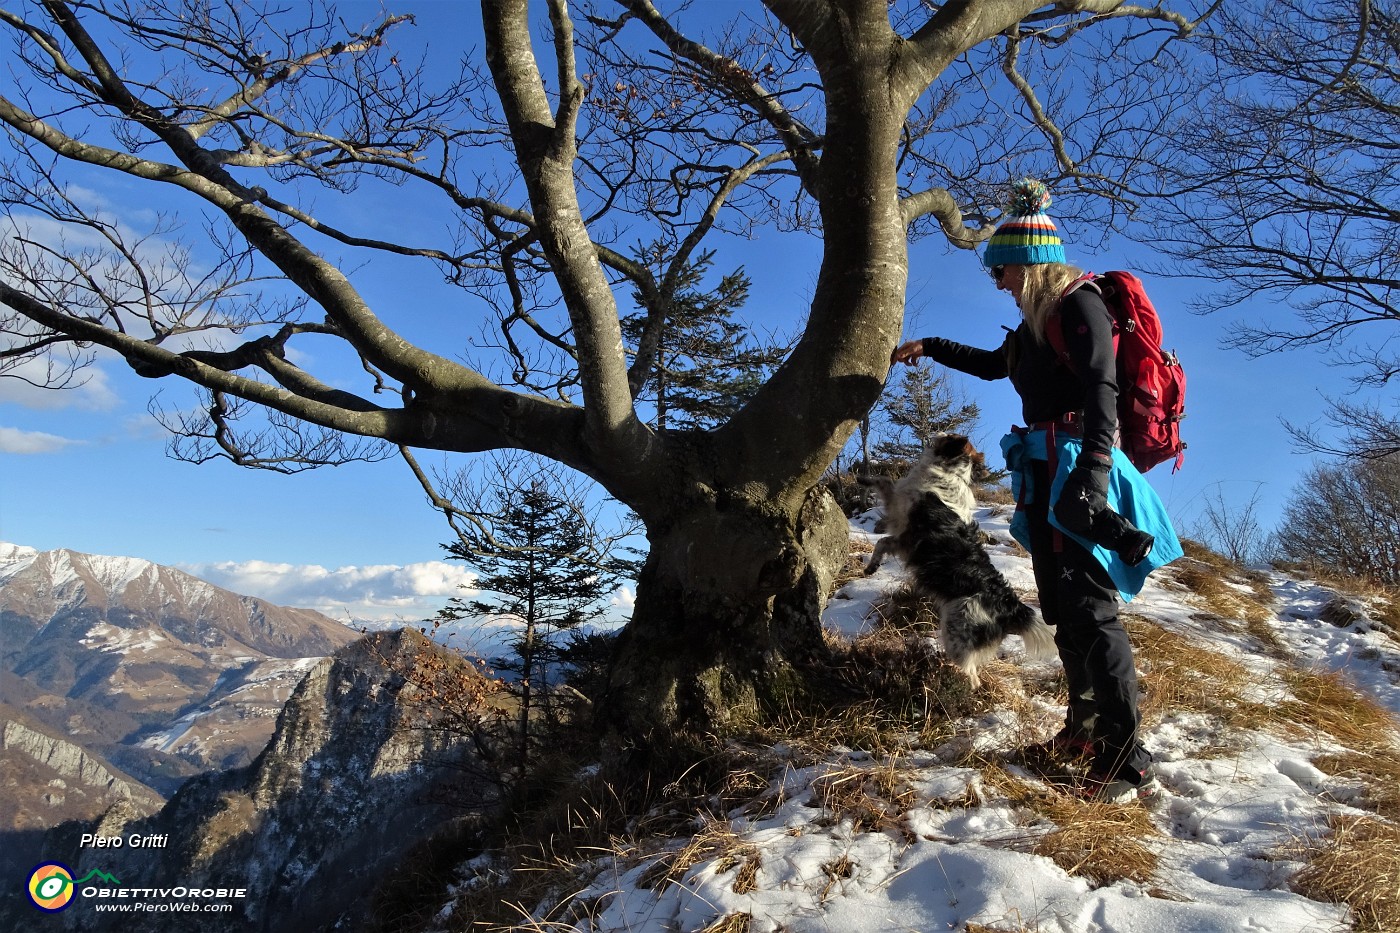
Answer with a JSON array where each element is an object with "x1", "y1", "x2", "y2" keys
[
  {"x1": 32, "y1": 629, "x2": 505, "y2": 933},
  {"x1": 0, "y1": 710, "x2": 164, "y2": 831}
]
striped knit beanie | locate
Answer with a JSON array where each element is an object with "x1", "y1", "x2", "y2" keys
[{"x1": 982, "y1": 178, "x2": 1066, "y2": 267}]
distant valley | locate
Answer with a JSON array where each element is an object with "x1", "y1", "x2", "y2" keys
[{"x1": 0, "y1": 542, "x2": 359, "y2": 832}]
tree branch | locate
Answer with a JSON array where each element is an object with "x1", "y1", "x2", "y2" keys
[
  {"x1": 625, "y1": 0, "x2": 824, "y2": 193},
  {"x1": 482, "y1": 0, "x2": 653, "y2": 474}
]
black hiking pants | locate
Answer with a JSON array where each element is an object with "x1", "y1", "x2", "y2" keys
[{"x1": 1025, "y1": 460, "x2": 1151, "y2": 780}]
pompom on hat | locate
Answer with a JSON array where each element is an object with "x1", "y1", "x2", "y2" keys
[{"x1": 982, "y1": 178, "x2": 1066, "y2": 268}]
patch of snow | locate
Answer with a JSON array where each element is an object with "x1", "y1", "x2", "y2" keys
[
  {"x1": 431, "y1": 505, "x2": 1400, "y2": 933},
  {"x1": 0, "y1": 541, "x2": 39, "y2": 582},
  {"x1": 80, "y1": 622, "x2": 168, "y2": 655}
]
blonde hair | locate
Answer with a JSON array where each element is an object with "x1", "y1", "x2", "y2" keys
[{"x1": 1017, "y1": 262, "x2": 1085, "y2": 343}]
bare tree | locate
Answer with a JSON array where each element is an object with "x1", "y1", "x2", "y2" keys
[
  {"x1": 1149, "y1": 1, "x2": 1399, "y2": 456},
  {"x1": 1189, "y1": 482, "x2": 1275, "y2": 566},
  {"x1": 1284, "y1": 397, "x2": 1400, "y2": 461},
  {"x1": 0, "y1": 0, "x2": 1214, "y2": 742},
  {"x1": 1276, "y1": 456, "x2": 1400, "y2": 586}
]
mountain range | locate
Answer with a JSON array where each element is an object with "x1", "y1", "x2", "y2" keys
[
  {"x1": 1, "y1": 541, "x2": 507, "y2": 932},
  {"x1": 0, "y1": 542, "x2": 359, "y2": 830}
]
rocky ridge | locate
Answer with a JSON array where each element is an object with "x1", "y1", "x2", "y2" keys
[
  {"x1": 0, "y1": 542, "x2": 359, "y2": 822},
  {"x1": 27, "y1": 628, "x2": 504, "y2": 933}
]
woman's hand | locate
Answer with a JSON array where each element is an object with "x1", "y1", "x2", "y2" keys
[{"x1": 890, "y1": 339, "x2": 925, "y2": 367}]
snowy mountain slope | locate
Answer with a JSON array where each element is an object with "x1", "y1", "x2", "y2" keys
[
  {"x1": 437, "y1": 504, "x2": 1400, "y2": 933},
  {"x1": 0, "y1": 541, "x2": 360, "y2": 824},
  {"x1": 0, "y1": 542, "x2": 355, "y2": 660},
  {"x1": 22, "y1": 629, "x2": 506, "y2": 933}
]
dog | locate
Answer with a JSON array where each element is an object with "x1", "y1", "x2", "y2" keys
[
  {"x1": 859, "y1": 436, "x2": 1056, "y2": 688},
  {"x1": 859, "y1": 434, "x2": 985, "y2": 574}
]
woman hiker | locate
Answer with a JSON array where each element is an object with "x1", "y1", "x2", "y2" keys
[{"x1": 890, "y1": 179, "x2": 1182, "y2": 803}]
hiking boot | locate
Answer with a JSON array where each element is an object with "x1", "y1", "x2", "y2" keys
[
  {"x1": 1020, "y1": 729, "x2": 1096, "y2": 765},
  {"x1": 1077, "y1": 767, "x2": 1160, "y2": 804}
]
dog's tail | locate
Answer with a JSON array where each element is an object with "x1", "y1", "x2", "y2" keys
[{"x1": 1005, "y1": 604, "x2": 1057, "y2": 661}]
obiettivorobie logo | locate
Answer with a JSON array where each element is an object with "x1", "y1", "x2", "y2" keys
[
  {"x1": 25, "y1": 859, "x2": 248, "y2": 916},
  {"x1": 27, "y1": 863, "x2": 121, "y2": 912}
]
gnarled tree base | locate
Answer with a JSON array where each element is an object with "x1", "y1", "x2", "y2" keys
[{"x1": 599, "y1": 486, "x2": 850, "y2": 740}]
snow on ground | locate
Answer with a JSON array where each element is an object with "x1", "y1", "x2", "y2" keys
[
  {"x1": 440, "y1": 505, "x2": 1398, "y2": 933},
  {"x1": 138, "y1": 656, "x2": 324, "y2": 756},
  {"x1": 80, "y1": 621, "x2": 169, "y2": 655}
]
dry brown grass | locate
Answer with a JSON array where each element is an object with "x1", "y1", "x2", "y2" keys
[
  {"x1": 721, "y1": 847, "x2": 762, "y2": 895},
  {"x1": 1243, "y1": 614, "x2": 1292, "y2": 657},
  {"x1": 1125, "y1": 616, "x2": 1261, "y2": 728},
  {"x1": 1269, "y1": 667, "x2": 1400, "y2": 751},
  {"x1": 979, "y1": 482, "x2": 1018, "y2": 506},
  {"x1": 808, "y1": 760, "x2": 917, "y2": 834},
  {"x1": 863, "y1": 584, "x2": 941, "y2": 630},
  {"x1": 1312, "y1": 751, "x2": 1400, "y2": 820},
  {"x1": 831, "y1": 543, "x2": 874, "y2": 594},
  {"x1": 1172, "y1": 541, "x2": 1296, "y2": 656},
  {"x1": 972, "y1": 757, "x2": 1161, "y2": 889},
  {"x1": 439, "y1": 734, "x2": 788, "y2": 932},
  {"x1": 636, "y1": 819, "x2": 755, "y2": 891},
  {"x1": 1170, "y1": 552, "x2": 1276, "y2": 631},
  {"x1": 982, "y1": 760, "x2": 1160, "y2": 890},
  {"x1": 968, "y1": 758, "x2": 1058, "y2": 808},
  {"x1": 818, "y1": 853, "x2": 856, "y2": 902},
  {"x1": 697, "y1": 913, "x2": 752, "y2": 933},
  {"x1": 823, "y1": 612, "x2": 990, "y2": 750},
  {"x1": 1254, "y1": 665, "x2": 1400, "y2": 820},
  {"x1": 1374, "y1": 595, "x2": 1400, "y2": 640},
  {"x1": 846, "y1": 585, "x2": 1046, "y2": 719},
  {"x1": 1291, "y1": 815, "x2": 1400, "y2": 933},
  {"x1": 760, "y1": 696, "x2": 918, "y2": 765},
  {"x1": 1130, "y1": 615, "x2": 1400, "y2": 768},
  {"x1": 1028, "y1": 797, "x2": 1160, "y2": 887}
]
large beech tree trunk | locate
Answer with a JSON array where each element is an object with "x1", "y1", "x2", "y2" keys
[{"x1": 601, "y1": 481, "x2": 851, "y2": 738}]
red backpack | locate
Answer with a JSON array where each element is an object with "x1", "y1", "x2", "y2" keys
[{"x1": 1049, "y1": 271, "x2": 1187, "y2": 473}]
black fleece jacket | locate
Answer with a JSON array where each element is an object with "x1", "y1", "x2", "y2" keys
[{"x1": 920, "y1": 286, "x2": 1118, "y2": 463}]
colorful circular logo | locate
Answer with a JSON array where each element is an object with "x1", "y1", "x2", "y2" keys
[{"x1": 27, "y1": 862, "x2": 75, "y2": 912}]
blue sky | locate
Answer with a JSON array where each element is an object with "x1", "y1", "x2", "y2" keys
[{"x1": 0, "y1": 1, "x2": 1357, "y2": 622}]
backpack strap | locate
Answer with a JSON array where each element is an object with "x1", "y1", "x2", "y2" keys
[
  {"x1": 1060, "y1": 272, "x2": 1100, "y2": 300},
  {"x1": 1046, "y1": 273, "x2": 1114, "y2": 370}
]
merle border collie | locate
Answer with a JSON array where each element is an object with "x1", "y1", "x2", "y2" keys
[{"x1": 860, "y1": 435, "x2": 1056, "y2": 688}]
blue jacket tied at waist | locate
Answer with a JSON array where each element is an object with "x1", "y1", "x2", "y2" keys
[{"x1": 1000, "y1": 429, "x2": 1182, "y2": 601}]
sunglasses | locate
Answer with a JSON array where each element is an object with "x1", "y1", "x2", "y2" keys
[{"x1": 989, "y1": 265, "x2": 1006, "y2": 282}]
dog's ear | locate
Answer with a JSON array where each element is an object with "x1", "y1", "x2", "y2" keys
[
  {"x1": 935, "y1": 434, "x2": 975, "y2": 459},
  {"x1": 933, "y1": 434, "x2": 970, "y2": 458}
]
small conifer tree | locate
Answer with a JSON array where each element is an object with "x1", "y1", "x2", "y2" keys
[
  {"x1": 872, "y1": 365, "x2": 982, "y2": 465},
  {"x1": 436, "y1": 462, "x2": 639, "y2": 775},
  {"x1": 622, "y1": 243, "x2": 788, "y2": 431}
]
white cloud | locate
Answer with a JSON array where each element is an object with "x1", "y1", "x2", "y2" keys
[
  {"x1": 0, "y1": 359, "x2": 121, "y2": 411},
  {"x1": 181, "y1": 558, "x2": 478, "y2": 624},
  {"x1": 609, "y1": 585, "x2": 636, "y2": 614},
  {"x1": 0, "y1": 425, "x2": 83, "y2": 454}
]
